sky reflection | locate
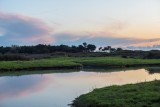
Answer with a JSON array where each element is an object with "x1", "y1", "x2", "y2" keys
[{"x1": 0, "y1": 68, "x2": 160, "y2": 107}]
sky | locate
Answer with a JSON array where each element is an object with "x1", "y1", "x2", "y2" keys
[{"x1": 0, "y1": 0, "x2": 160, "y2": 48}]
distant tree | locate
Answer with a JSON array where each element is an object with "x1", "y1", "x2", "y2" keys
[
  {"x1": 83, "y1": 42, "x2": 87, "y2": 48},
  {"x1": 117, "y1": 48, "x2": 123, "y2": 52},
  {"x1": 103, "y1": 46, "x2": 111, "y2": 52},
  {"x1": 110, "y1": 48, "x2": 116, "y2": 53},
  {"x1": 99, "y1": 47, "x2": 102, "y2": 52},
  {"x1": 78, "y1": 45, "x2": 85, "y2": 52},
  {"x1": 107, "y1": 46, "x2": 112, "y2": 51},
  {"x1": 0, "y1": 46, "x2": 4, "y2": 54},
  {"x1": 83, "y1": 42, "x2": 88, "y2": 52},
  {"x1": 34, "y1": 44, "x2": 49, "y2": 53},
  {"x1": 87, "y1": 44, "x2": 96, "y2": 52},
  {"x1": 71, "y1": 45, "x2": 78, "y2": 53}
]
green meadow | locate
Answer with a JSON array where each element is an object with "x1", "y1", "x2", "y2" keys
[{"x1": 1, "y1": 57, "x2": 160, "y2": 71}]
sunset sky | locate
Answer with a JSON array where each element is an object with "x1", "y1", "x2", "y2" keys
[{"x1": 0, "y1": 0, "x2": 160, "y2": 47}]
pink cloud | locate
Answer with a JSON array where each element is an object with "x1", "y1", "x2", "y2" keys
[{"x1": 0, "y1": 11, "x2": 54, "y2": 44}]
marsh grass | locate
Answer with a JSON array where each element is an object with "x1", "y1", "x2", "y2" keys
[
  {"x1": 0, "y1": 57, "x2": 81, "y2": 71},
  {"x1": 72, "y1": 80, "x2": 160, "y2": 107},
  {"x1": 1, "y1": 57, "x2": 160, "y2": 71}
]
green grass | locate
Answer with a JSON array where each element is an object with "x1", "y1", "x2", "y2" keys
[
  {"x1": 1, "y1": 57, "x2": 160, "y2": 71},
  {"x1": 72, "y1": 80, "x2": 160, "y2": 107},
  {"x1": 0, "y1": 57, "x2": 82, "y2": 70},
  {"x1": 74, "y1": 57, "x2": 160, "y2": 66}
]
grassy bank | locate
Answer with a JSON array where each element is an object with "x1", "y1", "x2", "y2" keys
[
  {"x1": 0, "y1": 57, "x2": 82, "y2": 71},
  {"x1": 1, "y1": 57, "x2": 160, "y2": 71},
  {"x1": 75, "y1": 57, "x2": 160, "y2": 67},
  {"x1": 72, "y1": 80, "x2": 160, "y2": 107}
]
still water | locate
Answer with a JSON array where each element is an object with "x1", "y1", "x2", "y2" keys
[{"x1": 0, "y1": 68, "x2": 160, "y2": 107}]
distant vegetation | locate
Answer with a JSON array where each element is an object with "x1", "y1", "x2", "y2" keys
[
  {"x1": 72, "y1": 80, "x2": 160, "y2": 107},
  {"x1": 0, "y1": 42, "x2": 97, "y2": 54},
  {"x1": 1, "y1": 42, "x2": 160, "y2": 61}
]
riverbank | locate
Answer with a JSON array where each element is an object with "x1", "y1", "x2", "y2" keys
[
  {"x1": 0, "y1": 57, "x2": 82, "y2": 71},
  {"x1": 72, "y1": 80, "x2": 160, "y2": 107},
  {"x1": 1, "y1": 57, "x2": 160, "y2": 71}
]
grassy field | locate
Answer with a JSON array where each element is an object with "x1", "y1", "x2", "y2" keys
[
  {"x1": 1, "y1": 57, "x2": 160, "y2": 71},
  {"x1": 72, "y1": 80, "x2": 160, "y2": 107},
  {"x1": 0, "y1": 57, "x2": 82, "y2": 71},
  {"x1": 75, "y1": 57, "x2": 160, "y2": 67}
]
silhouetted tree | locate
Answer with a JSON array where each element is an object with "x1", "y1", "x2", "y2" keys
[
  {"x1": 83, "y1": 42, "x2": 87, "y2": 48},
  {"x1": 87, "y1": 44, "x2": 96, "y2": 52},
  {"x1": 78, "y1": 45, "x2": 85, "y2": 52},
  {"x1": 99, "y1": 47, "x2": 102, "y2": 52},
  {"x1": 110, "y1": 48, "x2": 116, "y2": 53},
  {"x1": 116, "y1": 48, "x2": 123, "y2": 52},
  {"x1": 103, "y1": 46, "x2": 111, "y2": 52},
  {"x1": 82, "y1": 42, "x2": 87, "y2": 52}
]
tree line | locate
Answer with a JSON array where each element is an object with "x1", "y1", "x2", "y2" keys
[
  {"x1": 0, "y1": 42, "x2": 160, "y2": 60},
  {"x1": 0, "y1": 42, "x2": 124, "y2": 54},
  {"x1": 0, "y1": 43, "x2": 98, "y2": 54}
]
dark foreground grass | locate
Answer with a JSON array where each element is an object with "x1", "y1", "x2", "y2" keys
[
  {"x1": 72, "y1": 80, "x2": 160, "y2": 107},
  {"x1": 1, "y1": 57, "x2": 160, "y2": 71}
]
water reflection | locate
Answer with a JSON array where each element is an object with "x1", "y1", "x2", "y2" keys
[
  {"x1": 0, "y1": 68, "x2": 160, "y2": 107},
  {"x1": 0, "y1": 75, "x2": 52, "y2": 100}
]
